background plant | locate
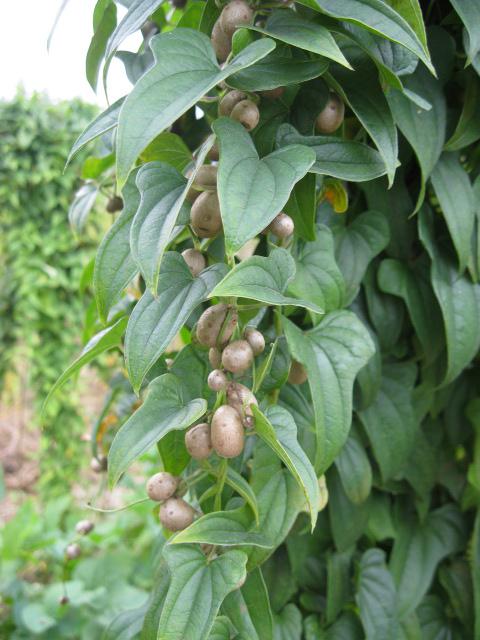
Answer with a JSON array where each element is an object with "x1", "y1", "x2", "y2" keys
[{"x1": 44, "y1": 0, "x2": 480, "y2": 638}]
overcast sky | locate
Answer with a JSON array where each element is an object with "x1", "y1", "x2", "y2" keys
[{"x1": 0, "y1": 0, "x2": 139, "y2": 106}]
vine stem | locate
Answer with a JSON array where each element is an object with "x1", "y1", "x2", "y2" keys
[
  {"x1": 85, "y1": 497, "x2": 150, "y2": 513},
  {"x1": 214, "y1": 459, "x2": 228, "y2": 511}
]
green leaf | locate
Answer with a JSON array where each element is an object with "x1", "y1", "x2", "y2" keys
[
  {"x1": 284, "y1": 173, "x2": 316, "y2": 242},
  {"x1": 276, "y1": 124, "x2": 387, "y2": 182},
  {"x1": 108, "y1": 373, "x2": 207, "y2": 486},
  {"x1": 41, "y1": 317, "x2": 127, "y2": 418},
  {"x1": 225, "y1": 467, "x2": 259, "y2": 525},
  {"x1": 311, "y1": 0, "x2": 433, "y2": 73},
  {"x1": 170, "y1": 508, "x2": 271, "y2": 548},
  {"x1": 328, "y1": 50, "x2": 398, "y2": 185},
  {"x1": 273, "y1": 603, "x2": 302, "y2": 640},
  {"x1": 158, "y1": 545, "x2": 247, "y2": 640},
  {"x1": 417, "y1": 596, "x2": 456, "y2": 640},
  {"x1": 210, "y1": 248, "x2": 322, "y2": 313},
  {"x1": 227, "y1": 45, "x2": 329, "y2": 92},
  {"x1": 358, "y1": 363, "x2": 417, "y2": 480},
  {"x1": 67, "y1": 96, "x2": 125, "y2": 166},
  {"x1": 430, "y1": 152, "x2": 475, "y2": 273},
  {"x1": 450, "y1": 0, "x2": 480, "y2": 63},
  {"x1": 253, "y1": 405, "x2": 320, "y2": 529},
  {"x1": 103, "y1": 0, "x2": 164, "y2": 88},
  {"x1": 390, "y1": 505, "x2": 467, "y2": 616},
  {"x1": 213, "y1": 118, "x2": 315, "y2": 254},
  {"x1": 333, "y1": 210, "x2": 390, "y2": 305},
  {"x1": 125, "y1": 253, "x2": 227, "y2": 392},
  {"x1": 139, "y1": 131, "x2": 192, "y2": 170},
  {"x1": 94, "y1": 169, "x2": 140, "y2": 323},
  {"x1": 103, "y1": 603, "x2": 148, "y2": 640},
  {"x1": 363, "y1": 263, "x2": 405, "y2": 352},
  {"x1": 328, "y1": 466, "x2": 370, "y2": 551},
  {"x1": 326, "y1": 549, "x2": 354, "y2": 624},
  {"x1": 249, "y1": 10, "x2": 352, "y2": 68},
  {"x1": 283, "y1": 311, "x2": 375, "y2": 472},
  {"x1": 288, "y1": 225, "x2": 346, "y2": 314},
  {"x1": 419, "y1": 208, "x2": 480, "y2": 385},
  {"x1": 385, "y1": 0, "x2": 428, "y2": 51},
  {"x1": 472, "y1": 511, "x2": 480, "y2": 640},
  {"x1": 445, "y1": 74, "x2": 480, "y2": 151},
  {"x1": 356, "y1": 549, "x2": 399, "y2": 640},
  {"x1": 68, "y1": 182, "x2": 98, "y2": 232},
  {"x1": 386, "y1": 66, "x2": 446, "y2": 211},
  {"x1": 116, "y1": 31, "x2": 275, "y2": 184},
  {"x1": 86, "y1": 0, "x2": 117, "y2": 91},
  {"x1": 222, "y1": 568, "x2": 274, "y2": 640},
  {"x1": 335, "y1": 433, "x2": 372, "y2": 504}
]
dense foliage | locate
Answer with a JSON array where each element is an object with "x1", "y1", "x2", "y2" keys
[
  {"x1": 48, "y1": 0, "x2": 480, "y2": 637},
  {"x1": 0, "y1": 93, "x2": 100, "y2": 491}
]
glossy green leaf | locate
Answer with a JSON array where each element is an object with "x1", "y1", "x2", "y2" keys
[
  {"x1": 253, "y1": 405, "x2": 320, "y2": 529},
  {"x1": 86, "y1": 0, "x2": 117, "y2": 91},
  {"x1": 227, "y1": 45, "x2": 328, "y2": 92},
  {"x1": 249, "y1": 10, "x2": 352, "y2": 68},
  {"x1": 417, "y1": 596, "x2": 456, "y2": 640},
  {"x1": 67, "y1": 96, "x2": 125, "y2": 166},
  {"x1": 358, "y1": 363, "x2": 417, "y2": 480},
  {"x1": 445, "y1": 74, "x2": 480, "y2": 151},
  {"x1": 288, "y1": 225, "x2": 346, "y2": 314},
  {"x1": 450, "y1": 0, "x2": 480, "y2": 63},
  {"x1": 158, "y1": 431, "x2": 190, "y2": 478},
  {"x1": 108, "y1": 373, "x2": 206, "y2": 486},
  {"x1": 116, "y1": 31, "x2": 275, "y2": 184},
  {"x1": 125, "y1": 253, "x2": 227, "y2": 392},
  {"x1": 225, "y1": 467, "x2": 259, "y2": 525},
  {"x1": 94, "y1": 169, "x2": 140, "y2": 322},
  {"x1": 333, "y1": 210, "x2": 390, "y2": 305},
  {"x1": 222, "y1": 568, "x2": 274, "y2": 640},
  {"x1": 356, "y1": 549, "x2": 399, "y2": 640},
  {"x1": 277, "y1": 125, "x2": 387, "y2": 182},
  {"x1": 210, "y1": 248, "x2": 322, "y2": 313},
  {"x1": 311, "y1": 0, "x2": 433, "y2": 73},
  {"x1": 68, "y1": 182, "x2": 98, "y2": 232},
  {"x1": 208, "y1": 617, "x2": 232, "y2": 640},
  {"x1": 103, "y1": 603, "x2": 148, "y2": 640},
  {"x1": 419, "y1": 208, "x2": 480, "y2": 385},
  {"x1": 335, "y1": 433, "x2": 372, "y2": 504},
  {"x1": 390, "y1": 505, "x2": 467, "y2": 616},
  {"x1": 139, "y1": 131, "x2": 192, "y2": 170},
  {"x1": 41, "y1": 316, "x2": 127, "y2": 418},
  {"x1": 430, "y1": 152, "x2": 475, "y2": 273},
  {"x1": 386, "y1": 0, "x2": 428, "y2": 50},
  {"x1": 158, "y1": 545, "x2": 247, "y2": 640},
  {"x1": 363, "y1": 263, "x2": 405, "y2": 352},
  {"x1": 284, "y1": 173, "x2": 316, "y2": 242},
  {"x1": 213, "y1": 119, "x2": 315, "y2": 254},
  {"x1": 283, "y1": 311, "x2": 375, "y2": 472},
  {"x1": 326, "y1": 549, "x2": 354, "y2": 624},
  {"x1": 171, "y1": 508, "x2": 271, "y2": 548},
  {"x1": 328, "y1": 466, "x2": 370, "y2": 551},
  {"x1": 273, "y1": 603, "x2": 302, "y2": 640}
]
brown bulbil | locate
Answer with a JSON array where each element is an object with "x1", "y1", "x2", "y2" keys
[
  {"x1": 226, "y1": 382, "x2": 258, "y2": 427},
  {"x1": 221, "y1": 339, "x2": 254, "y2": 373},
  {"x1": 66, "y1": 543, "x2": 81, "y2": 560},
  {"x1": 196, "y1": 303, "x2": 238, "y2": 347},
  {"x1": 191, "y1": 164, "x2": 218, "y2": 191},
  {"x1": 220, "y1": 0, "x2": 253, "y2": 38},
  {"x1": 75, "y1": 520, "x2": 94, "y2": 535},
  {"x1": 211, "y1": 405, "x2": 245, "y2": 458},
  {"x1": 315, "y1": 92, "x2": 345, "y2": 134},
  {"x1": 208, "y1": 143, "x2": 220, "y2": 161},
  {"x1": 209, "y1": 347, "x2": 222, "y2": 368},
  {"x1": 90, "y1": 456, "x2": 107, "y2": 473},
  {"x1": 267, "y1": 212, "x2": 294, "y2": 238},
  {"x1": 288, "y1": 360, "x2": 308, "y2": 384},
  {"x1": 185, "y1": 423, "x2": 213, "y2": 460},
  {"x1": 190, "y1": 191, "x2": 223, "y2": 238},
  {"x1": 106, "y1": 196, "x2": 123, "y2": 213},
  {"x1": 211, "y1": 18, "x2": 231, "y2": 63},
  {"x1": 208, "y1": 369, "x2": 228, "y2": 391},
  {"x1": 59, "y1": 595, "x2": 69, "y2": 606},
  {"x1": 219, "y1": 90, "x2": 248, "y2": 117},
  {"x1": 244, "y1": 327, "x2": 265, "y2": 355},
  {"x1": 230, "y1": 99, "x2": 260, "y2": 131},
  {"x1": 146, "y1": 472, "x2": 178, "y2": 502},
  {"x1": 181, "y1": 248, "x2": 206, "y2": 276},
  {"x1": 261, "y1": 87, "x2": 285, "y2": 100},
  {"x1": 159, "y1": 497, "x2": 195, "y2": 531}
]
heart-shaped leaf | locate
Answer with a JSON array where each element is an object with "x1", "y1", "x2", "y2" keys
[
  {"x1": 108, "y1": 373, "x2": 207, "y2": 487},
  {"x1": 158, "y1": 546, "x2": 247, "y2": 640},
  {"x1": 449, "y1": 0, "x2": 480, "y2": 63},
  {"x1": 170, "y1": 509, "x2": 271, "y2": 548},
  {"x1": 222, "y1": 569, "x2": 273, "y2": 640},
  {"x1": 140, "y1": 131, "x2": 192, "y2": 170},
  {"x1": 213, "y1": 118, "x2": 315, "y2": 254},
  {"x1": 227, "y1": 45, "x2": 329, "y2": 92},
  {"x1": 125, "y1": 253, "x2": 228, "y2": 392},
  {"x1": 334, "y1": 432, "x2": 372, "y2": 504},
  {"x1": 288, "y1": 225, "x2": 346, "y2": 314},
  {"x1": 249, "y1": 10, "x2": 352, "y2": 68},
  {"x1": 225, "y1": 467, "x2": 259, "y2": 525},
  {"x1": 86, "y1": 0, "x2": 117, "y2": 91},
  {"x1": 94, "y1": 169, "x2": 140, "y2": 322},
  {"x1": 276, "y1": 124, "x2": 387, "y2": 182},
  {"x1": 253, "y1": 405, "x2": 320, "y2": 529},
  {"x1": 210, "y1": 248, "x2": 322, "y2": 313},
  {"x1": 116, "y1": 30, "x2": 276, "y2": 184},
  {"x1": 284, "y1": 173, "x2": 316, "y2": 241},
  {"x1": 283, "y1": 311, "x2": 375, "y2": 472}
]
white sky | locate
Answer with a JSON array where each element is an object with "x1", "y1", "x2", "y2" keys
[{"x1": 0, "y1": 0, "x2": 141, "y2": 106}]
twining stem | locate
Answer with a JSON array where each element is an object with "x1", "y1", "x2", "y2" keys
[{"x1": 86, "y1": 497, "x2": 150, "y2": 513}]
